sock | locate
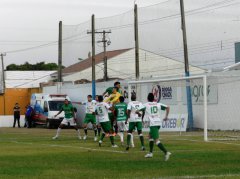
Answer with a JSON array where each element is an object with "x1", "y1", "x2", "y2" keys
[
  {"x1": 94, "y1": 128, "x2": 97, "y2": 136},
  {"x1": 149, "y1": 140, "x2": 154, "y2": 153},
  {"x1": 139, "y1": 134, "x2": 144, "y2": 147},
  {"x1": 76, "y1": 129, "x2": 80, "y2": 137},
  {"x1": 130, "y1": 134, "x2": 134, "y2": 145},
  {"x1": 100, "y1": 133, "x2": 106, "y2": 141},
  {"x1": 84, "y1": 128, "x2": 88, "y2": 135},
  {"x1": 56, "y1": 128, "x2": 61, "y2": 137},
  {"x1": 110, "y1": 136, "x2": 114, "y2": 145},
  {"x1": 157, "y1": 141, "x2": 167, "y2": 154},
  {"x1": 97, "y1": 127, "x2": 101, "y2": 136},
  {"x1": 118, "y1": 132, "x2": 124, "y2": 142},
  {"x1": 127, "y1": 133, "x2": 131, "y2": 146}
]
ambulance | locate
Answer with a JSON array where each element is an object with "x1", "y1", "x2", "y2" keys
[{"x1": 30, "y1": 93, "x2": 71, "y2": 128}]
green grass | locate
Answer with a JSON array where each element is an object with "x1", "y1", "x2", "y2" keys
[{"x1": 0, "y1": 128, "x2": 240, "y2": 179}]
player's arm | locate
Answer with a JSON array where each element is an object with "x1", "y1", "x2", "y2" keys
[
  {"x1": 161, "y1": 104, "x2": 170, "y2": 121},
  {"x1": 54, "y1": 108, "x2": 63, "y2": 117},
  {"x1": 111, "y1": 93, "x2": 121, "y2": 104}
]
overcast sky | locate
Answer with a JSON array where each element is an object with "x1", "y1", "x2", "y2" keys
[{"x1": 0, "y1": 0, "x2": 240, "y2": 69}]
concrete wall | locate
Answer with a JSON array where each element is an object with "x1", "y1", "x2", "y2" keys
[{"x1": 0, "y1": 115, "x2": 25, "y2": 127}]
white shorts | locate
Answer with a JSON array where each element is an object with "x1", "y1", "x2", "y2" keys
[
  {"x1": 117, "y1": 121, "x2": 127, "y2": 132},
  {"x1": 61, "y1": 118, "x2": 76, "y2": 126}
]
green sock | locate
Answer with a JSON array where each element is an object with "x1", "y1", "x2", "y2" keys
[
  {"x1": 157, "y1": 143, "x2": 167, "y2": 154},
  {"x1": 110, "y1": 136, "x2": 114, "y2": 145},
  {"x1": 127, "y1": 134, "x2": 131, "y2": 146},
  {"x1": 100, "y1": 133, "x2": 105, "y2": 141},
  {"x1": 140, "y1": 136, "x2": 144, "y2": 147},
  {"x1": 84, "y1": 128, "x2": 88, "y2": 135},
  {"x1": 149, "y1": 141, "x2": 154, "y2": 153}
]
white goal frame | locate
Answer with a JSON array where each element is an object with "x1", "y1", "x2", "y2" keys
[{"x1": 128, "y1": 75, "x2": 208, "y2": 141}]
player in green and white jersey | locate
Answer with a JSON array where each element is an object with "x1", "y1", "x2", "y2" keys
[
  {"x1": 52, "y1": 99, "x2": 81, "y2": 140},
  {"x1": 114, "y1": 96, "x2": 128, "y2": 145},
  {"x1": 125, "y1": 94, "x2": 145, "y2": 151},
  {"x1": 142, "y1": 93, "x2": 171, "y2": 161},
  {"x1": 80, "y1": 95, "x2": 98, "y2": 141},
  {"x1": 94, "y1": 95, "x2": 118, "y2": 148}
]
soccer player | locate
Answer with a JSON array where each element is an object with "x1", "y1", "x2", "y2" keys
[
  {"x1": 95, "y1": 95, "x2": 102, "y2": 137},
  {"x1": 94, "y1": 95, "x2": 118, "y2": 148},
  {"x1": 114, "y1": 96, "x2": 128, "y2": 145},
  {"x1": 125, "y1": 94, "x2": 145, "y2": 151},
  {"x1": 52, "y1": 99, "x2": 81, "y2": 140},
  {"x1": 103, "y1": 81, "x2": 122, "y2": 97},
  {"x1": 142, "y1": 93, "x2": 171, "y2": 161},
  {"x1": 80, "y1": 95, "x2": 98, "y2": 141}
]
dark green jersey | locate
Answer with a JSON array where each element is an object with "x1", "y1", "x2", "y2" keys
[
  {"x1": 105, "y1": 87, "x2": 123, "y2": 95},
  {"x1": 61, "y1": 104, "x2": 74, "y2": 119},
  {"x1": 114, "y1": 102, "x2": 128, "y2": 121}
]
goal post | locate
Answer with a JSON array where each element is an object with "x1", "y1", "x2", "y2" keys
[{"x1": 128, "y1": 75, "x2": 208, "y2": 141}]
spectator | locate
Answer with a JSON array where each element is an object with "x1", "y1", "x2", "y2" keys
[
  {"x1": 13, "y1": 103, "x2": 21, "y2": 128},
  {"x1": 25, "y1": 105, "x2": 34, "y2": 128}
]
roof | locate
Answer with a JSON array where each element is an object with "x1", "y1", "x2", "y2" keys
[
  {"x1": 223, "y1": 62, "x2": 240, "y2": 71},
  {"x1": 5, "y1": 71, "x2": 56, "y2": 88},
  {"x1": 58, "y1": 48, "x2": 131, "y2": 75}
]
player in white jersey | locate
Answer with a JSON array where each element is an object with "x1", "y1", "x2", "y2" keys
[
  {"x1": 80, "y1": 95, "x2": 98, "y2": 141},
  {"x1": 94, "y1": 95, "x2": 118, "y2": 148},
  {"x1": 95, "y1": 95, "x2": 102, "y2": 138},
  {"x1": 125, "y1": 94, "x2": 145, "y2": 151},
  {"x1": 142, "y1": 93, "x2": 171, "y2": 161}
]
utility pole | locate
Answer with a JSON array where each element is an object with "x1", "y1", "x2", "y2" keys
[
  {"x1": 134, "y1": 4, "x2": 140, "y2": 80},
  {"x1": 58, "y1": 21, "x2": 63, "y2": 83},
  {"x1": 1, "y1": 53, "x2": 6, "y2": 115},
  {"x1": 87, "y1": 15, "x2": 96, "y2": 99},
  {"x1": 97, "y1": 30, "x2": 111, "y2": 81},
  {"x1": 180, "y1": 0, "x2": 193, "y2": 130}
]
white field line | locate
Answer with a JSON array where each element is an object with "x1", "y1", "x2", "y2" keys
[
  {"x1": 161, "y1": 174, "x2": 240, "y2": 179},
  {"x1": 11, "y1": 141, "x2": 128, "y2": 154},
  {"x1": 175, "y1": 138, "x2": 240, "y2": 146}
]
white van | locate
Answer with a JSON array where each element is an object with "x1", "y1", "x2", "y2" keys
[{"x1": 30, "y1": 93, "x2": 71, "y2": 128}]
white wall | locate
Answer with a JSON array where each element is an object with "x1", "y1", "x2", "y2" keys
[{"x1": 0, "y1": 115, "x2": 25, "y2": 127}]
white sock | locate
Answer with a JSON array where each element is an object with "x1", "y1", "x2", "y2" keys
[
  {"x1": 56, "y1": 128, "x2": 61, "y2": 137},
  {"x1": 130, "y1": 133, "x2": 134, "y2": 145},
  {"x1": 118, "y1": 132, "x2": 124, "y2": 142},
  {"x1": 76, "y1": 129, "x2": 80, "y2": 137}
]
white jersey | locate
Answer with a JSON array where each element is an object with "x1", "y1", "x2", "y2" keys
[
  {"x1": 127, "y1": 101, "x2": 145, "y2": 122},
  {"x1": 95, "y1": 102, "x2": 110, "y2": 123},
  {"x1": 84, "y1": 100, "x2": 97, "y2": 114},
  {"x1": 143, "y1": 102, "x2": 168, "y2": 126}
]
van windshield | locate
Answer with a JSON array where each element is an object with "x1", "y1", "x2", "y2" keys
[{"x1": 48, "y1": 101, "x2": 70, "y2": 111}]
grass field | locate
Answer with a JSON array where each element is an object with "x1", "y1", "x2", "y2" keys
[{"x1": 0, "y1": 128, "x2": 240, "y2": 179}]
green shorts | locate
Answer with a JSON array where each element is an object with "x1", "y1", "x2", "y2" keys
[
  {"x1": 108, "y1": 113, "x2": 114, "y2": 121},
  {"x1": 84, "y1": 113, "x2": 96, "y2": 124},
  {"x1": 149, "y1": 126, "x2": 160, "y2": 140},
  {"x1": 128, "y1": 122, "x2": 142, "y2": 132},
  {"x1": 100, "y1": 121, "x2": 112, "y2": 133}
]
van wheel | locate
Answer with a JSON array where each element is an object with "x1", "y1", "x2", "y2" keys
[{"x1": 46, "y1": 120, "x2": 52, "y2": 129}]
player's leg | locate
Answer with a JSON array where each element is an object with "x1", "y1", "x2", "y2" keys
[
  {"x1": 13, "y1": 116, "x2": 16, "y2": 128},
  {"x1": 73, "y1": 123, "x2": 81, "y2": 140},
  {"x1": 53, "y1": 120, "x2": 66, "y2": 139},
  {"x1": 17, "y1": 117, "x2": 21, "y2": 128},
  {"x1": 107, "y1": 121, "x2": 117, "y2": 147},
  {"x1": 136, "y1": 122, "x2": 145, "y2": 151},
  {"x1": 83, "y1": 114, "x2": 90, "y2": 140},
  {"x1": 154, "y1": 126, "x2": 171, "y2": 161},
  {"x1": 145, "y1": 126, "x2": 155, "y2": 158},
  {"x1": 117, "y1": 121, "x2": 124, "y2": 145},
  {"x1": 126, "y1": 122, "x2": 135, "y2": 150},
  {"x1": 91, "y1": 115, "x2": 98, "y2": 141},
  {"x1": 99, "y1": 122, "x2": 107, "y2": 146},
  {"x1": 97, "y1": 124, "x2": 101, "y2": 137}
]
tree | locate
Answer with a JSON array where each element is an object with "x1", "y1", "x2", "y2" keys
[{"x1": 6, "y1": 62, "x2": 64, "y2": 71}]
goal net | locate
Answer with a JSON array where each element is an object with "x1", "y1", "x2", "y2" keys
[{"x1": 128, "y1": 74, "x2": 240, "y2": 142}]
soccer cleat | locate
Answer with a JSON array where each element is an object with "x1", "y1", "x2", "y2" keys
[
  {"x1": 83, "y1": 135, "x2": 87, "y2": 140},
  {"x1": 141, "y1": 146, "x2": 146, "y2": 151},
  {"x1": 99, "y1": 140, "x2": 102, "y2": 147},
  {"x1": 126, "y1": 145, "x2": 130, "y2": 151},
  {"x1": 164, "y1": 152, "x2": 171, "y2": 161},
  {"x1": 78, "y1": 136, "x2": 82, "y2": 140},
  {"x1": 112, "y1": 144, "x2": 118, "y2": 148},
  {"x1": 52, "y1": 136, "x2": 58, "y2": 140},
  {"x1": 145, "y1": 153, "x2": 153, "y2": 158},
  {"x1": 94, "y1": 136, "x2": 98, "y2": 142}
]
